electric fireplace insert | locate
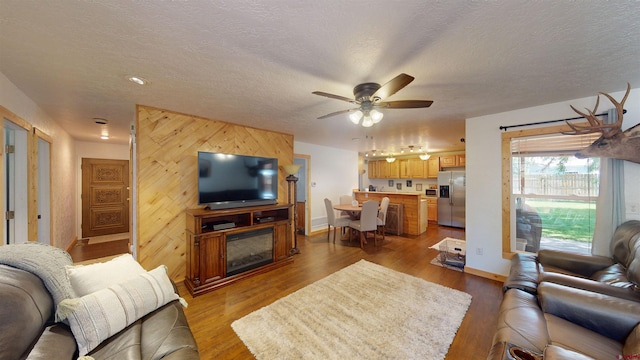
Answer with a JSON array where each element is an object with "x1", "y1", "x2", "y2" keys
[{"x1": 226, "y1": 227, "x2": 274, "y2": 276}]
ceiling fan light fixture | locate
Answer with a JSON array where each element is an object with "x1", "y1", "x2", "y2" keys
[
  {"x1": 361, "y1": 116, "x2": 374, "y2": 127},
  {"x1": 370, "y1": 109, "x2": 383, "y2": 124},
  {"x1": 349, "y1": 110, "x2": 363, "y2": 124}
]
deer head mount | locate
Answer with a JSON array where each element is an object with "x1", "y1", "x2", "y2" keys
[{"x1": 564, "y1": 83, "x2": 640, "y2": 164}]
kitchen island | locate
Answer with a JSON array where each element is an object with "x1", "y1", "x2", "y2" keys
[{"x1": 354, "y1": 191, "x2": 427, "y2": 235}]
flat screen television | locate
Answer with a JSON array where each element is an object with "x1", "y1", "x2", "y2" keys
[{"x1": 198, "y1": 151, "x2": 278, "y2": 210}]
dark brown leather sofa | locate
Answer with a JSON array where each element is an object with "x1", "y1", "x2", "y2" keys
[
  {"x1": 0, "y1": 263, "x2": 199, "y2": 360},
  {"x1": 489, "y1": 220, "x2": 640, "y2": 359}
]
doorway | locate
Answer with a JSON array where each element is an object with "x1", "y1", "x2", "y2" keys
[
  {"x1": 35, "y1": 132, "x2": 52, "y2": 244},
  {"x1": 81, "y1": 158, "x2": 130, "y2": 238},
  {"x1": 294, "y1": 154, "x2": 310, "y2": 235},
  {"x1": 4, "y1": 120, "x2": 28, "y2": 244}
]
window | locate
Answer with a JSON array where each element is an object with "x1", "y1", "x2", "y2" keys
[{"x1": 502, "y1": 124, "x2": 601, "y2": 256}]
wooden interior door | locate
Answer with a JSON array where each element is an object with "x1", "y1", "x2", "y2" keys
[
  {"x1": 81, "y1": 158, "x2": 129, "y2": 237},
  {"x1": 296, "y1": 202, "x2": 305, "y2": 233}
]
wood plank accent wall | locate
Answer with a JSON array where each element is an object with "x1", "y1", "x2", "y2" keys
[{"x1": 135, "y1": 105, "x2": 294, "y2": 281}]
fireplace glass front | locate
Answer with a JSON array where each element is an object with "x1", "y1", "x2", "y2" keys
[{"x1": 226, "y1": 227, "x2": 274, "y2": 276}]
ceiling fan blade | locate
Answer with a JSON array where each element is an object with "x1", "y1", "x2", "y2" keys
[
  {"x1": 312, "y1": 91, "x2": 356, "y2": 103},
  {"x1": 372, "y1": 73, "x2": 415, "y2": 100},
  {"x1": 377, "y1": 100, "x2": 433, "y2": 108},
  {"x1": 317, "y1": 108, "x2": 357, "y2": 119}
]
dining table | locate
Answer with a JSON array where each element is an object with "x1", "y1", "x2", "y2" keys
[
  {"x1": 332, "y1": 203, "x2": 363, "y2": 220},
  {"x1": 333, "y1": 202, "x2": 381, "y2": 245}
]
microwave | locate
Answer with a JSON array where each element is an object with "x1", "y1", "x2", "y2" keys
[{"x1": 425, "y1": 188, "x2": 437, "y2": 196}]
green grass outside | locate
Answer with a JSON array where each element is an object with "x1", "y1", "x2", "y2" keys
[{"x1": 524, "y1": 199, "x2": 596, "y2": 242}]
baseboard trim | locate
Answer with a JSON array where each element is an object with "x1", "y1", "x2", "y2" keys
[
  {"x1": 309, "y1": 228, "x2": 328, "y2": 236},
  {"x1": 66, "y1": 236, "x2": 79, "y2": 252},
  {"x1": 464, "y1": 266, "x2": 506, "y2": 282}
]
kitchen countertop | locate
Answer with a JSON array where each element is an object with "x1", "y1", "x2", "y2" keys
[{"x1": 353, "y1": 191, "x2": 427, "y2": 235}]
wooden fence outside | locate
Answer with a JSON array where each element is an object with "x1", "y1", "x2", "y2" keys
[{"x1": 514, "y1": 173, "x2": 599, "y2": 197}]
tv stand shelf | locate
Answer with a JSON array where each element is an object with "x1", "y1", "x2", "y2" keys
[{"x1": 184, "y1": 204, "x2": 294, "y2": 296}]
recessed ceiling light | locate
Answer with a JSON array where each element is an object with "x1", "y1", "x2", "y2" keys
[{"x1": 127, "y1": 76, "x2": 148, "y2": 85}]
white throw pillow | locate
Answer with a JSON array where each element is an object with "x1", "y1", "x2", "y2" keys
[
  {"x1": 59, "y1": 265, "x2": 182, "y2": 356},
  {"x1": 66, "y1": 254, "x2": 146, "y2": 296}
]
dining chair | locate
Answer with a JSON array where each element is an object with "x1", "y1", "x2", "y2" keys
[
  {"x1": 338, "y1": 194, "x2": 353, "y2": 219},
  {"x1": 324, "y1": 198, "x2": 350, "y2": 243},
  {"x1": 348, "y1": 200, "x2": 379, "y2": 249},
  {"x1": 377, "y1": 197, "x2": 390, "y2": 240}
]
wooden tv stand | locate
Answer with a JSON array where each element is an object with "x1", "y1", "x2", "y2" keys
[{"x1": 184, "y1": 204, "x2": 294, "y2": 296}]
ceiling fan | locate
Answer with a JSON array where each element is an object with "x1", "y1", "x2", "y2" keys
[{"x1": 312, "y1": 73, "x2": 433, "y2": 127}]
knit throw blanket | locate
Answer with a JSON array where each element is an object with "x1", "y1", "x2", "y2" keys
[{"x1": 0, "y1": 242, "x2": 76, "y2": 321}]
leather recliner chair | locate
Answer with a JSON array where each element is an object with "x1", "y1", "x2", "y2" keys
[
  {"x1": 504, "y1": 220, "x2": 640, "y2": 301},
  {"x1": 489, "y1": 220, "x2": 640, "y2": 359}
]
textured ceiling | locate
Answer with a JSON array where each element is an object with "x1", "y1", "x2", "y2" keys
[{"x1": 1, "y1": 1, "x2": 639, "y2": 154}]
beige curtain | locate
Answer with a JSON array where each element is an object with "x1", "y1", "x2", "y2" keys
[{"x1": 591, "y1": 108, "x2": 626, "y2": 256}]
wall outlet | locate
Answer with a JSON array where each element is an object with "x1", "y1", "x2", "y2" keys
[
  {"x1": 476, "y1": 247, "x2": 483, "y2": 255},
  {"x1": 628, "y1": 202, "x2": 640, "y2": 215}
]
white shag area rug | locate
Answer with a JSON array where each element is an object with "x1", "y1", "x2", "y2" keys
[{"x1": 231, "y1": 259, "x2": 472, "y2": 360}]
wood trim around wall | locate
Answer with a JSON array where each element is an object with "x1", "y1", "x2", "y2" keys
[
  {"x1": 464, "y1": 266, "x2": 507, "y2": 283},
  {"x1": 500, "y1": 121, "x2": 589, "y2": 259}
]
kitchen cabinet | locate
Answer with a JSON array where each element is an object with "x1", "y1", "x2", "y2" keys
[
  {"x1": 388, "y1": 160, "x2": 400, "y2": 178},
  {"x1": 456, "y1": 154, "x2": 466, "y2": 166},
  {"x1": 400, "y1": 158, "x2": 425, "y2": 178},
  {"x1": 439, "y1": 155, "x2": 457, "y2": 167},
  {"x1": 399, "y1": 159, "x2": 409, "y2": 178},
  {"x1": 368, "y1": 160, "x2": 379, "y2": 178},
  {"x1": 367, "y1": 154, "x2": 462, "y2": 179},
  {"x1": 426, "y1": 197, "x2": 437, "y2": 222},
  {"x1": 378, "y1": 160, "x2": 390, "y2": 178},
  {"x1": 427, "y1": 157, "x2": 440, "y2": 178},
  {"x1": 409, "y1": 158, "x2": 424, "y2": 178},
  {"x1": 440, "y1": 154, "x2": 466, "y2": 168}
]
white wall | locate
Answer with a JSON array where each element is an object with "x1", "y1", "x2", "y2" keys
[
  {"x1": 1, "y1": 72, "x2": 78, "y2": 249},
  {"x1": 75, "y1": 141, "x2": 130, "y2": 238},
  {"x1": 466, "y1": 87, "x2": 640, "y2": 276},
  {"x1": 294, "y1": 141, "x2": 359, "y2": 232}
]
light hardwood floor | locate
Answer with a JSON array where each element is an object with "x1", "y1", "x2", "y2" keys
[{"x1": 177, "y1": 225, "x2": 503, "y2": 360}]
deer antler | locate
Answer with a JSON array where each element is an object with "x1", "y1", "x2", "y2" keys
[{"x1": 564, "y1": 82, "x2": 631, "y2": 139}]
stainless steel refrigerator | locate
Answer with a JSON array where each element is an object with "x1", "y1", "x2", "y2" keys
[{"x1": 437, "y1": 171, "x2": 466, "y2": 228}]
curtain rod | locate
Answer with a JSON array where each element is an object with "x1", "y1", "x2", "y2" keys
[{"x1": 499, "y1": 109, "x2": 626, "y2": 131}]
